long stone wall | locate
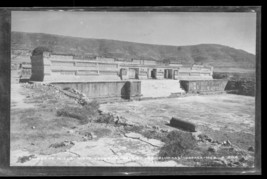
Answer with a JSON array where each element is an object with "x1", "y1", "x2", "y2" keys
[
  {"x1": 51, "y1": 80, "x2": 142, "y2": 101},
  {"x1": 29, "y1": 51, "x2": 214, "y2": 82},
  {"x1": 180, "y1": 79, "x2": 228, "y2": 94}
]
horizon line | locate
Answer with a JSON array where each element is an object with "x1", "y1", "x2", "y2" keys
[{"x1": 11, "y1": 30, "x2": 255, "y2": 55}]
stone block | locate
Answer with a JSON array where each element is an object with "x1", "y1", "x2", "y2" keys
[{"x1": 170, "y1": 117, "x2": 196, "y2": 132}]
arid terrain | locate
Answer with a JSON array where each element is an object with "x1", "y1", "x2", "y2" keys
[{"x1": 10, "y1": 83, "x2": 255, "y2": 167}]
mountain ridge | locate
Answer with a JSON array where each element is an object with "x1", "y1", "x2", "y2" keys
[{"x1": 11, "y1": 31, "x2": 256, "y2": 68}]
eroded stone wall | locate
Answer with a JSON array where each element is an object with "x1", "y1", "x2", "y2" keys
[
  {"x1": 176, "y1": 65, "x2": 213, "y2": 80},
  {"x1": 29, "y1": 51, "x2": 214, "y2": 82},
  {"x1": 180, "y1": 79, "x2": 228, "y2": 93},
  {"x1": 30, "y1": 53, "x2": 121, "y2": 82},
  {"x1": 51, "y1": 80, "x2": 141, "y2": 100}
]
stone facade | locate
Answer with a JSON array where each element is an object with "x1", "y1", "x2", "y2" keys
[
  {"x1": 27, "y1": 48, "x2": 229, "y2": 100},
  {"x1": 29, "y1": 49, "x2": 214, "y2": 82},
  {"x1": 30, "y1": 52, "x2": 121, "y2": 82}
]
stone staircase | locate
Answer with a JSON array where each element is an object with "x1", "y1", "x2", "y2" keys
[{"x1": 140, "y1": 80, "x2": 186, "y2": 99}]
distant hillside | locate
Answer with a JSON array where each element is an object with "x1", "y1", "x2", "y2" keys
[{"x1": 11, "y1": 31, "x2": 255, "y2": 68}]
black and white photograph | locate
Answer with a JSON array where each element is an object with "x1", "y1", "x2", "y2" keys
[{"x1": 9, "y1": 9, "x2": 259, "y2": 169}]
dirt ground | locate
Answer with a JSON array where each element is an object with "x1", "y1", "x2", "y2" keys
[
  {"x1": 10, "y1": 83, "x2": 255, "y2": 167},
  {"x1": 100, "y1": 94, "x2": 255, "y2": 149}
]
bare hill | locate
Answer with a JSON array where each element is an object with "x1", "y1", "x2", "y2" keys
[{"x1": 11, "y1": 31, "x2": 255, "y2": 68}]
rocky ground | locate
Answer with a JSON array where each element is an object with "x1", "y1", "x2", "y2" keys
[{"x1": 10, "y1": 83, "x2": 255, "y2": 167}]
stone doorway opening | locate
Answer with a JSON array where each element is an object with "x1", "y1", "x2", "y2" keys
[
  {"x1": 129, "y1": 68, "x2": 139, "y2": 79},
  {"x1": 151, "y1": 69, "x2": 157, "y2": 79},
  {"x1": 164, "y1": 69, "x2": 173, "y2": 79}
]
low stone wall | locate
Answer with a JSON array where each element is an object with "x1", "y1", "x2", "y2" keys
[
  {"x1": 51, "y1": 80, "x2": 142, "y2": 100},
  {"x1": 180, "y1": 79, "x2": 228, "y2": 93}
]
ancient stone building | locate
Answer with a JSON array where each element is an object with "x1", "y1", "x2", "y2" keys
[
  {"x1": 28, "y1": 47, "x2": 227, "y2": 101},
  {"x1": 29, "y1": 47, "x2": 214, "y2": 82}
]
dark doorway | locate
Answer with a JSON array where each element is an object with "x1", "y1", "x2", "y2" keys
[
  {"x1": 151, "y1": 69, "x2": 157, "y2": 79},
  {"x1": 168, "y1": 69, "x2": 173, "y2": 79},
  {"x1": 164, "y1": 69, "x2": 173, "y2": 79}
]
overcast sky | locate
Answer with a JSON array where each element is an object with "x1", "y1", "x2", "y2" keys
[{"x1": 12, "y1": 11, "x2": 257, "y2": 54}]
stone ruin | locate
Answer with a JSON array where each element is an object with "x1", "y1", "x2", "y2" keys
[{"x1": 26, "y1": 47, "x2": 228, "y2": 101}]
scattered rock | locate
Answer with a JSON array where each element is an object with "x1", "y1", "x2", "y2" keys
[
  {"x1": 228, "y1": 147, "x2": 235, "y2": 152},
  {"x1": 91, "y1": 132, "x2": 97, "y2": 138},
  {"x1": 147, "y1": 138, "x2": 164, "y2": 147},
  {"x1": 17, "y1": 155, "x2": 36, "y2": 163},
  {"x1": 145, "y1": 125, "x2": 151, "y2": 129},
  {"x1": 116, "y1": 115, "x2": 120, "y2": 121},
  {"x1": 248, "y1": 146, "x2": 254, "y2": 152},
  {"x1": 222, "y1": 140, "x2": 232, "y2": 146},
  {"x1": 198, "y1": 134, "x2": 213, "y2": 142},
  {"x1": 212, "y1": 161, "x2": 225, "y2": 166},
  {"x1": 160, "y1": 128, "x2": 169, "y2": 133},
  {"x1": 233, "y1": 161, "x2": 241, "y2": 166},
  {"x1": 192, "y1": 131, "x2": 202, "y2": 141},
  {"x1": 49, "y1": 140, "x2": 74, "y2": 148},
  {"x1": 212, "y1": 140, "x2": 220, "y2": 144},
  {"x1": 208, "y1": 146, "x2": 218, "y2": 153},
  {"x1": 125, "y1": 122, "x2": 135, "y2": 127},
  {"x1": 213, "y1": 158, "x2": 227, "y2": 166},
  {"x1": 64, "y1": 140, "x2": 74, "y2": 145},
  {"x1": 239, "y1": 157, "x2": 246, "y2": 163},
  {"x1": 206, "y1": 138, "x2": 213, "y2": 142},
  {"x1": 226, "y1": 140, "x2": 232, "y2": 145},
  {"x1": 114, "y1": 119, "x2": 119, "y2": 125},
  {"x1": 227, "y1": 161, "x2": 240, "y2": 167},
  {"x1": 82, "y1": 132, "x2": 94, "y2": 140},
  {"x1": 125, "y1": 132, "x2": 143, "y2": 139},
  {"x1": 152, "y1": 125, "x2": 159, "y2": 130},
  {"x1": 67, "y1": 130, "x2": 74, "y2": 134}
]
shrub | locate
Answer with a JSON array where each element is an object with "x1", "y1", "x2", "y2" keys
[
  {"x1": 158, "y1": 130, "x2": 197, "y2": 159},
  {"x1": 56, "y1": 100, "x2": 101, "y2": 125},
  {"x1": 84, "y1": 100, "x2": 99, "y2": 115},
  {"x1": 17, "y1": 155, "x2": 36, "y2": 163},
  {"x1": 141, "y1": 129, "x2": 167, "y2": 142},
  {"x1": 56, "y1": 107, "x2": 89, "y2": 124},
  {"x1": 95, "y1": 113, "x2": 115, "y2": 124},
  {"x1": 225, "y1": 80, "x2": 255, "y2": 96}
]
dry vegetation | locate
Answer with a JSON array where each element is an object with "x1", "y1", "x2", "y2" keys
[
  {"x1": 11, "y1": 83, "x2": 255, "y2": 167},
  {"x1": 213, "y1": 72, "x2": 256, "y2": 96},
  {"x1": 158, "y1": 131, "x2": 197, "y2": 159}
]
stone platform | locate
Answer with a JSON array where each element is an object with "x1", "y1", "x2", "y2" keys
[
  {"x1": 140, "y1": 80, "x2": 186, "y2": 99},
  {"x1": 180, "y1": 79, "x2": 228, "y2": 94}
]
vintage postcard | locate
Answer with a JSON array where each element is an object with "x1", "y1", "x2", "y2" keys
[{"x1": 9, "y1": 8, "x2": 259, "y2": 171}]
